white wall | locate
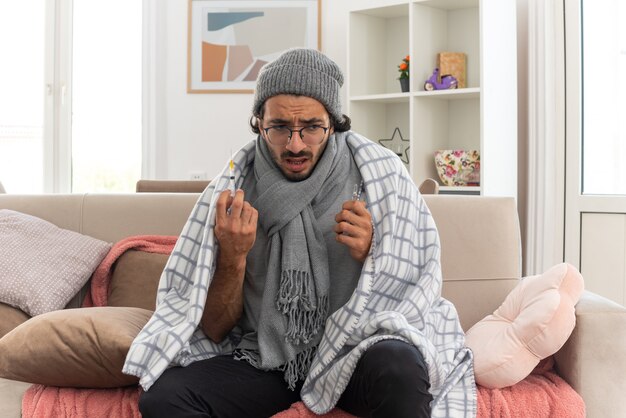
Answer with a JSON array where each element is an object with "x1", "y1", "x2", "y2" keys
[
  {"x1": 154, "y1": 0, "x2": 255, "y2": 180},
  {"x1": 154, "y1": 0, "x2": 353, "y2": 180}
]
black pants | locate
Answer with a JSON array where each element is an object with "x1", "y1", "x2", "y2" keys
[{"x1": 139, "y1": 340, "x2": 432, "y2": 418}]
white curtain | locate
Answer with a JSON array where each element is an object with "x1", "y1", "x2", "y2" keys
[{"x1": 524, "y1": 0, "x2": 566, "y2": 275}]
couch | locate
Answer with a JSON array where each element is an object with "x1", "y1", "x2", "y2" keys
[{"x1": 0, "y1": 192, "x2": 624, "y2": 417}]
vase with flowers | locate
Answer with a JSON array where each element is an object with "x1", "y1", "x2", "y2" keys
[{"x1": 397, "y1": 55, "x2": 410, "y2": 92}]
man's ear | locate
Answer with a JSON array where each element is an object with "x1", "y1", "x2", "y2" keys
[
  {"x1": 328, "y1": 116, "x2": 335, "y2": 135},
  {"x1": 257, "y1": 118, "x2": 266, "y2": 138}
]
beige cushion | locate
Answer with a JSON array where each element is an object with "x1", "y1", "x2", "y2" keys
[
  {"x1": 0, "y1": 210, "x2": 111, "y2": 316},
  {"x1": 0, "y1": 303, "x2": 29, "y2": 339},
  {"x1": 423, "y1": 195, "x2": 521, "y2": 280},
  {"x1": 466, "y1": 263, "x2": 584, "y2": 388},
  {"x1": 136, "y1": 179, "x2": 210, "y2": 193},
  {"x1": 426, "y1": 195, "x2": 522, "y2": 330},
  {"x1": 81, "y1": 194, "x2": 199, "y2": 243},
  {"x1": 442, "y1": 278, "x2": 519, "y2": 331},
  {"x1": 108, "y1": 250, "x2": 168, "y2": 310},
  {"x1": 0, "y1": 307, "x2": 152, "y2": 388},
  {"x1": 0, "y1": 193, "x2": 199, "y2": 243}
]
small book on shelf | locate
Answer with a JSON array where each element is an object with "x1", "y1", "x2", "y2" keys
[{"x1": 438, "y1": 52, "x2": 467, "y2": 88}]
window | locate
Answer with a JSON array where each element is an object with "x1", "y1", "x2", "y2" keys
[
  {"x1": 71, "y1": 1, "x2": 142, "y2": 192},
  {"x1": 581, "y1": 0, "x2": 626, "y2": 195},
  {"x1": 0, "y1": 1, "x2": 142, "y2": 194},
  {"x1": 564, "y1": 0, "x2": 626, "y2": 301},
  {"x1": 0, "y1": 2, "x2": 46, "y2": 193}
]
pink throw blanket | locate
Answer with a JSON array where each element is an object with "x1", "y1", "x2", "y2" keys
[
  {"x1": 22, "y1": 385, "x2": 142, "y2": 418},
  {"x1": 21, "y1": 236, "x2": 585, "y2": 418},
  {"x1": 82, "y1": 235, "x2": 178, "y2": 307},
  {"x1": 23, "y1": 359, "x2": 585, "y2": 418},
  {"x1": 274, "y1": 358, "x2": 585, "y2": 418},
  {"x1": 476, "y1": 357, "x2": 585, "y2": 418}
]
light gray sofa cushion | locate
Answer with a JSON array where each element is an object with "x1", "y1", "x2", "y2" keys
[{"x1": 0, "y1": 210, "x2": 111, "y2": 316}]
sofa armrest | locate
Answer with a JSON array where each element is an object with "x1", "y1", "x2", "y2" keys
[
  {"x1": 554, "y1": 290, "x2": 626, "y2": 418},
  {"x1": 0, "y1": 377, "x2": 30, "y2": 418}
]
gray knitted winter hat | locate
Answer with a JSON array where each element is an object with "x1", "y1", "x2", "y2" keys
[{"x1": 252, "y1": 48, "x2": 344, "y2": 122}]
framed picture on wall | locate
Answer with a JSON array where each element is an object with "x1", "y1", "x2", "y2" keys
[{"x1": 187, "y1": 0, "x2": 321, "y2": 94}]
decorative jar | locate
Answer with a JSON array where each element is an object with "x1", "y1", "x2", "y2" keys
[{"x1": 434, "y1": 150, "x2": 480, "y2": 186}]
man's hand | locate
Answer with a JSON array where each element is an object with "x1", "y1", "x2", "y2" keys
[
  {"x1": 214, "y1": 189, "x2": 258, "y2": 260},
  {"x1": 203, "y1": 189, "x2": 257, "y2": 343},
  {"x1": 334, "y1": 200, "x2": 373, "y2": 263}
]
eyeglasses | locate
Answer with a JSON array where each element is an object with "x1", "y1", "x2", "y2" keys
[{"x1": 262, "y1": 125, "x2": 329, "y2": 147}]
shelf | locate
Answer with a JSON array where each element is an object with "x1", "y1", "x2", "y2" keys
[
  {"x1": 414, "y1": 0, "x2": 478, "y2": 10},
  {"x1": 352, "y1": 3, "x2": 408, "y2": 18},
  {"x1": 412, "y1": 2, "x2": 480, "y2": 89},
  {"x1": 413, "y1": 87, "x2": 480, "y2": 100},
  {"x1": 352, "y1": 89, "x2": 479, "y2": 102},
  {"x1": 350, "y1": 93, "x2": 411, "y2": 103},
  {"x1": 348, "y1": 5, "x2": 409, "y2": 96},
  {"x1": 439, "y1": 186, "x2": 481, "y2": 195},
  {"x1": 347, "y1": 0, "x2": 517, "y2": 198}
]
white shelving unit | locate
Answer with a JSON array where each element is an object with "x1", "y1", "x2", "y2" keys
[{"x1": 347, "y1": 0, "x2": 517, "y2": 197}]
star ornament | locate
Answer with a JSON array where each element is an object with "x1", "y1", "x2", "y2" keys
[{"x1": 378, "y1": 127, "x2": 410, "y2": 165}]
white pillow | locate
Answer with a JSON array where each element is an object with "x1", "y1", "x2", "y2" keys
[{"x1": 0, "y1": 209, "x2": 111, "y2": 316}]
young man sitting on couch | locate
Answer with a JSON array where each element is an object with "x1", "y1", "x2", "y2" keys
[{"x1": 126, "y1": 48, "x2": 474, "y2": 418}]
